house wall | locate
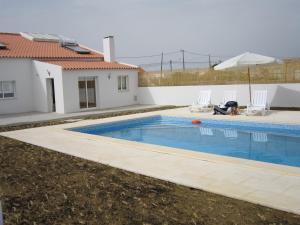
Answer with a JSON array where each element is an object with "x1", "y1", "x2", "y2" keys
[
  {"x1": 62, "y1": 69, "x2": 138, "y2": 113},
  {"x1": 32, "y1": 61, "x2": 64, "y2": 113},
  {"x1": 0, "y1": 58, "x2": 138, "y2": 114},
  {"x1": 0, "y1": 59, "x2": 34, "y2": 114},
  {"x1": 138, "y1": 83, "x2": 300, "y2": 107}
]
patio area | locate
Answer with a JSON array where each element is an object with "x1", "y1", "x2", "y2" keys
[
  {"x1": 0, "y1": 104, "x2": 164, "y2": 126},
  {"x1": 167, "y1": 107, "x2": 300, "y2": 125}
]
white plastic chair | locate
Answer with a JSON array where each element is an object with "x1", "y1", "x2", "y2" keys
[
  {"x1": 189, "y1": 90, "x2": 212, "y2": 112},
  {"x1": 246, "y1": 90, "x2": 269, "y2": 116}
]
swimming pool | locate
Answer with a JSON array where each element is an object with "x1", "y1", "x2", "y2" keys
[{"x1": 70, "y1": 116, "x2": 300, "y2": 167}]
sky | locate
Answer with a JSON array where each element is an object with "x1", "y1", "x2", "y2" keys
[{"x1": 1, "y1": 0, "x2": 299, "y2": 69}]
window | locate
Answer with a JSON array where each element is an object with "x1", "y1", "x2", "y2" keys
[
  {"x1": 0, "y1": 42, "x2": 7, "y2": 49},
  {"x1": 118, "y1": 76, "x2": 129, "y2": 91},
  {"x1": 64, "y1": 45, "x2": 90, "y2": 54},
  {"x1": 0, "y1": 81, "x2": 16, "y2": 99}
]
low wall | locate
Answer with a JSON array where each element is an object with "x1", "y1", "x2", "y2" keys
[{"x1": 138, "y1": 83, "x2": 300, "y2": 108}]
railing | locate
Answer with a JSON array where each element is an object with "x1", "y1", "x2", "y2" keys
[{"x1": 139, "y1": 61, "x2": 300, "y2": 87}]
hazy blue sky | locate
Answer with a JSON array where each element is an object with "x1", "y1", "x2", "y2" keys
[{"x1": 1, "y1": 0, "x2": 299, "y2": 68}]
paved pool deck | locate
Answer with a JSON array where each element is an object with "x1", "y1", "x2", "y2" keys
[
  {"x1": 0, "y1": 104, "x2": 162, "y2": 126},
  {"x1": 1, "y1": 107, "x2": 300, "y2": 215}
]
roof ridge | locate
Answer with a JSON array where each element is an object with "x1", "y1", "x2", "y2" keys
[
  {"x1": 39, "y1": 58, "x2": 104, "y2": 62},
  {"x1": 0, "y1": 32, "x2": 20, "y2": 36},
  {"x1": 43, "y1": 59, "x2": 139, "y2": 70}
]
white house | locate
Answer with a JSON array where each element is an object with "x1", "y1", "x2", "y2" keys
[{"x1": 0, "y1": 32, "x2": 139, "y2": 114}]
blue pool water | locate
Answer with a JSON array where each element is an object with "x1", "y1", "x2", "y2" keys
[{"x1": 70, "y1": 116, "x2": 300, "y2": 167}]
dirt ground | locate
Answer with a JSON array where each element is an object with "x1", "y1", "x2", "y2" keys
[{"x1": 1, "y1": 107, "x2": 300, "y2": 225}]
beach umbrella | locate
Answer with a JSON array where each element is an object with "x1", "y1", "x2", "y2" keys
[{"x1": 214, "y1": 52, "x2": 280, "y2": 103}]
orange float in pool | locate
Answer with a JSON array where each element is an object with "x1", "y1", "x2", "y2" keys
[{"x1": 192, "y1": 120, "x2": 201, "y2": 124}]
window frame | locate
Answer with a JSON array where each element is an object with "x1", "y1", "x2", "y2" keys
[
  {"x1": 117, "y1": 75, "x2": 129, "y2": 92},
  {"x1": 0, "y1": 80, "x2": 16, "y2": 100},
  {"x1": 78, "y1": 77, "x2": 97, "y2": 109}
]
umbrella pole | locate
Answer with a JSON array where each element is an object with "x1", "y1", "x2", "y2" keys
[{"x1": 248, "y1": 66, "x2": 252, "y2": 104}]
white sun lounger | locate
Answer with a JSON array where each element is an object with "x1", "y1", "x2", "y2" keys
[
  {"x1": 189, "y1": 90, "x2": 212, "y2": 112},
  {"x1": 246, "y1": 90, "x2": 269, "y2": 116}
]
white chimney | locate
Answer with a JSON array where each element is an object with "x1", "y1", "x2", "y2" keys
[{"x1": 103, "y1": 36, "x2": 115, "y2": 62}]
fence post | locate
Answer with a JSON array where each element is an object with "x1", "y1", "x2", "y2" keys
[
  {"x1": 285, "y1": 62, "x2": 288, "y2": 83},
  {"x1": 181, "y1": 49, "x2": 185, "y2": 71},
  {"x1": 160, "y1": 52, "x2": 164, "y2": 78}
]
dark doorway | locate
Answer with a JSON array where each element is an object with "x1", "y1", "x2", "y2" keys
[{"x1": 47, "y1": 78, "x2": 56, "y2": 112}]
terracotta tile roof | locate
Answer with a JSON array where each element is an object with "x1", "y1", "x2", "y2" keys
[
  {"x1": 0, "y1": 33, "x2": 103, "y2": 59},
  {"x1": 45, "y1": 60, "x2": 138, "y2": 70}
]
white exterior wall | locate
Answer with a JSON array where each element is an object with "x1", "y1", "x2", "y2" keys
[
  {"x1": 138, "y1": 83, "x2": 300, "y2": 107},
  {"x1": 0, "y1": 59, "x2": 34, "y2": 114},
  {"x1": 62, "y1": 70, "x2": 138, "y2": 113},
  {"x1": 32, "y1": 61, "x2": 64, "y2": 113},
  {"x1": 0, "y1": 58, "x2": 138, "y2": 114}
]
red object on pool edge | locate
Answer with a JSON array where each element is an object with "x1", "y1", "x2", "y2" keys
[{"x1": 192, "y1": 120, "x2": 201, "y2": 124}]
